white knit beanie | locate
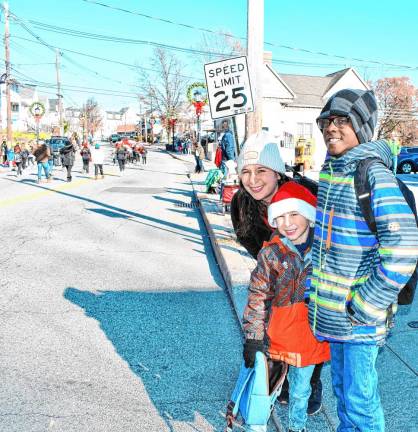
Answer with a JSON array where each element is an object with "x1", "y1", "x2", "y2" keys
[{"x1": 237, "y1": 131, "x2": 285, "y2": 174}]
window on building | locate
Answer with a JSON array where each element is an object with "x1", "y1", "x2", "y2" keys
[
  {"x1": 297, "y1": 122, "x2": 313, "y2": 138},
  {"x1": 11, "y1": 103, "x2": 19, "y2": 112},
  {"x1": 11, "y1": 83, "x2": 19, "y2": 93},
  {"x1": 283, "y1": 132, "x2": 294, "y2": 148}
]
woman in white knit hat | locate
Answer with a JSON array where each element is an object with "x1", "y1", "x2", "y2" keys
[
  {"x1": 230, "y1": 131, "x2": 323, "y2": 415},
  {"x1": 231, "y1": 131, "x2": 288, "y2": 257}
]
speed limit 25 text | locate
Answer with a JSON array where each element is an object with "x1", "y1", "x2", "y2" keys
[{"x1": 207, "y1": 62, "x2": 248, "y2": 113}]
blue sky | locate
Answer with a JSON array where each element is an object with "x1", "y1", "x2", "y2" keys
[{"x1": 2, "y1": 0, "x2": 417, "y2": 111}]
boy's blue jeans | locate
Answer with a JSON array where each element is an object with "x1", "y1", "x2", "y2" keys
[
  {"x1": 37, "y1": 162, "x2": 50, "y2": 180},
  {"x1": 288, "y1": 364, "x2": 314, "y2": 431},
  {"x1": 330, "y1": 342, "x2": 384, "y2": 432},
  {"x1": 246, "y1": 364, "x2": 314, "y2": 432}
]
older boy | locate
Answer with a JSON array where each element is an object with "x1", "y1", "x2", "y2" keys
[{"x1": 309, "y1": 89, "x2": 418, "y2": 432}]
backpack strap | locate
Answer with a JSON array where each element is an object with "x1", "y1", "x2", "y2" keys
[{"x1": 353, "y1": 158, "x2": 383, "y2": 234}]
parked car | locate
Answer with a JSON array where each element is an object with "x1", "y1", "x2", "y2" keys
[
  {"x1": 200, "y1": 132, "x2": 216, "y2": 146},
  {"x1": 397, "y1": 146, "x2": 418, "y2": 174},
  {"x1": 48, "y1": 136, "x2": 70, "y2": 166},
  {"x1": 109, "y1": 133, "x2": 121, "y2": 143}
]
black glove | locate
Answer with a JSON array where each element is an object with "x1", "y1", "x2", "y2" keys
[{"x1": 243, "y1": 339, "x2": 264, "y2": 368}]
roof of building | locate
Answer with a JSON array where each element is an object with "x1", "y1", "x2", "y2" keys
[
  {"x1": 278, "y1": 68, "x2": 353, "y2": 108},
  {"x1": 278, "y1": 74, "x2": 329, "y2": 107},
  {"x1": 116, "y1": 124, "x2": 137, "y2": 133}
]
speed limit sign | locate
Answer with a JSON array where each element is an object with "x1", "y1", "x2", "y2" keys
[{"x1": 204, "y1": 56, "x2": 254, "y2": 120}]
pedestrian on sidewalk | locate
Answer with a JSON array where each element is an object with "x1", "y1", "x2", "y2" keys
[
  {"x1": 242, "y1": 181, "x2": 330, "y2": 432},
  {"x1": 60, "y1": 140, "x2": 76, "y2": 182},
  {"x1": 33, "y1": 142, "x2": 51, "y2": 183},
  {"x1": 115, "y1": 143, "x2": 128, "y2": 175},
  {"x1": 140, "y1": 146, "x2": 147, "y2": 165},
  {"x1": 192, "y1": 140, "x2": 205, "y2": 173},
  {"x1": 309, "y1": 88, "x2": 418, "y2": 432},
  {"x1": 1, "y1": 140, "x2": 7, "y2": 164},
  {"x1": 21, "y1": 145, "x2": 29, "y2": 170},
  {"x1": 220, "y1": 119, "x2": 236, "y2": 175},
  {"x1": 13, "y1": 144, "x2": 24, "y2": 177},
  {"x1": 91, "y1": 143, "x2": 105, "y2": 179},
  {"x1": 6, "y1": 145, "x2": 14, "y2": 170},
  {"x1": 80, "y1": 142, "x2": 91, "y2": 174},
  {"x1": 231, "y1": 131, "x2": 325, "y2": 415},
  {"x1": 27, "y1": 142, "x2": 35, "y2": 166},
  {"x1": 47, "y1": 146, "x2": 54, "y2": 178}
]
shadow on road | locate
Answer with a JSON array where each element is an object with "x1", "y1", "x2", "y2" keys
[{"x1": 63, "y1": 287, "x2": 241, "y2": 431}]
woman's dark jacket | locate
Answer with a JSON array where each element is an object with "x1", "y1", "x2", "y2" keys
[
  {"x1": 230, "y1": 190, "x2": 272, "y2": 259},
  {"x1": 60, "y1": 143, "x2": 76, "y2": 166}
]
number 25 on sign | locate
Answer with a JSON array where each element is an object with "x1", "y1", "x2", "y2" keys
[{"x1": 204, "y1": 56, "x2": 254, "y2": 120}]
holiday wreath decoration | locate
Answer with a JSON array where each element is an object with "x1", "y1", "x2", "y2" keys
[
  {"x1": 29, "y1": 101, "x2": 46, "y2": 118},
  {"x1": 186, "y1": 82, "x2": 208, "y2": 104}
]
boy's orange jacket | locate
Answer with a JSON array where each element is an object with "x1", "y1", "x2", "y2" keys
[{"x1": 243, "y1": 234, "x2": 329, "y2": 368}]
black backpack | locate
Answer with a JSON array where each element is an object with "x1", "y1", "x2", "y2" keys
[
  {"x1": 354, "y1": 158, "x2": 418, "y2": 305},
  {"x1": 285, "y1": 164, "x2": 318, "y2": 196}
]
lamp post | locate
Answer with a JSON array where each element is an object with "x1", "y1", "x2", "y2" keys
[
  {"x1": 79, "y1": 113, "x2": 85, "y2": 142},
  {"x1": 29, "y1": 102, "x2": 45, "y2": 146},
  {"x1": 168, "y1": 116, "x2": 177, "y2": 150},
  {"x1": 187, "y1": 82, "x2": 207, "y2": 145},
  {"x1": 149, "y1": 116, "x2": 155, "y2": 144},
  {"x1": 190, "y1": 89, "x2": 207, "y2": 146},
  {"x1": 34, "y1": 105, "x2": 41, "y2": 145}
]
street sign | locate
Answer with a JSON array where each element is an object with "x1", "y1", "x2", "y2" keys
[{"x1": 204, "y1": 56, "x2": 254, "y2": 120}]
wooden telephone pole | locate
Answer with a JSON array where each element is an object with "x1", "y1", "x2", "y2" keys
[
  {"x1": 4, "y1": 1, "x2": 12, "y2": 144},
  {"x1": 245, "y1": 0, "x2": 264, "y2": 138},
  {"x1": 56, "y1": 49, "x2": 63, "y2": 136}
]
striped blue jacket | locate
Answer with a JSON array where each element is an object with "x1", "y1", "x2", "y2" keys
[{"x1": 308, "y1": 140, "x2": 418, "y2": 344}]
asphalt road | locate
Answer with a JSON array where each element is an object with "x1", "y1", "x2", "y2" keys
[{"x1": 0, "y1": 144, "x2": 242, "y2": 432}]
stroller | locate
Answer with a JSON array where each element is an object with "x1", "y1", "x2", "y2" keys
[
  {"x1": 221, "y1": 178, "x2": 239, "y2": 214},
  {"x1": 205, "y1": 168, "x2": 223, "y2": 194}
]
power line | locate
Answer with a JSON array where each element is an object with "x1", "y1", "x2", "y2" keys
[
  {"x1": 26, "y1": 18, "x2": 229, "y2": 57},
  {"x1": 11, "y1": 35, "x2": 204, "y2": 81},
  {"x1": 7, "y1": 10, "x2": 131, "y2": 88},
  {"x1": 80, "y1": 0, "x2": 418, "y2": 71}
]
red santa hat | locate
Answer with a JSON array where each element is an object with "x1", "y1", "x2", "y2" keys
[{"x1": 268, "y1": 181, "x2": 317, "y2": 228}]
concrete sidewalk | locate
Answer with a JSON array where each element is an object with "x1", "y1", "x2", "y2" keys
[{"x1": 169, "y1": 150, "x2": 418, "y2": 432}]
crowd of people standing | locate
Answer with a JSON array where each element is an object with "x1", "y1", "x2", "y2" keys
[{"x1": 0, "y1": 137, "x2": 109, "y2": 183}]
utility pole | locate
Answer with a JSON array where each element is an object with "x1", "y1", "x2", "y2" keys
[
  {"x1": 4, "y1": 1, "x2": 12, "y2": 145},
  {"x1": 245, "y1": 0, "x2": 264, "y2": 138},
  {"x1": 144, "y1": 111, "x2": 148, "y2": 143},
  {"x1": 55, "y1": 49, "x2": 63, "y2": 136}
]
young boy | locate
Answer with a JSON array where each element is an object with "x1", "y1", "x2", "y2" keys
[{"x1": 242, "y1": 181, "x2": 330, "y2": 432}]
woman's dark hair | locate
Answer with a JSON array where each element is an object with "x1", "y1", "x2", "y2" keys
[{"x1": 235, "y1": 175, "x2": 289, "y2": 239}]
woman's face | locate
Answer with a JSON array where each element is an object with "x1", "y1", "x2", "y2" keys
[{"x1": 240, "y1": 164, "x2": 280, "y2": 203}]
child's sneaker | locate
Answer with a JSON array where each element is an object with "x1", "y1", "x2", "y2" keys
[{"x1": 307, "y1": 380, "x2": 323, "y2": 415}]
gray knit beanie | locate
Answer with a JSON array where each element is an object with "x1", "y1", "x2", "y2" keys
[
  {"x1": 317, "y1": 89, "x2": 378, "y2": 143},
  {"x1": 237, "y1": 131, "x2": 285, "y2": 174}
]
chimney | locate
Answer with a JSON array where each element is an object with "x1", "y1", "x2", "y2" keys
[{"x1": 263, "y1": 51, "x2": 272, "y2": 66}]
